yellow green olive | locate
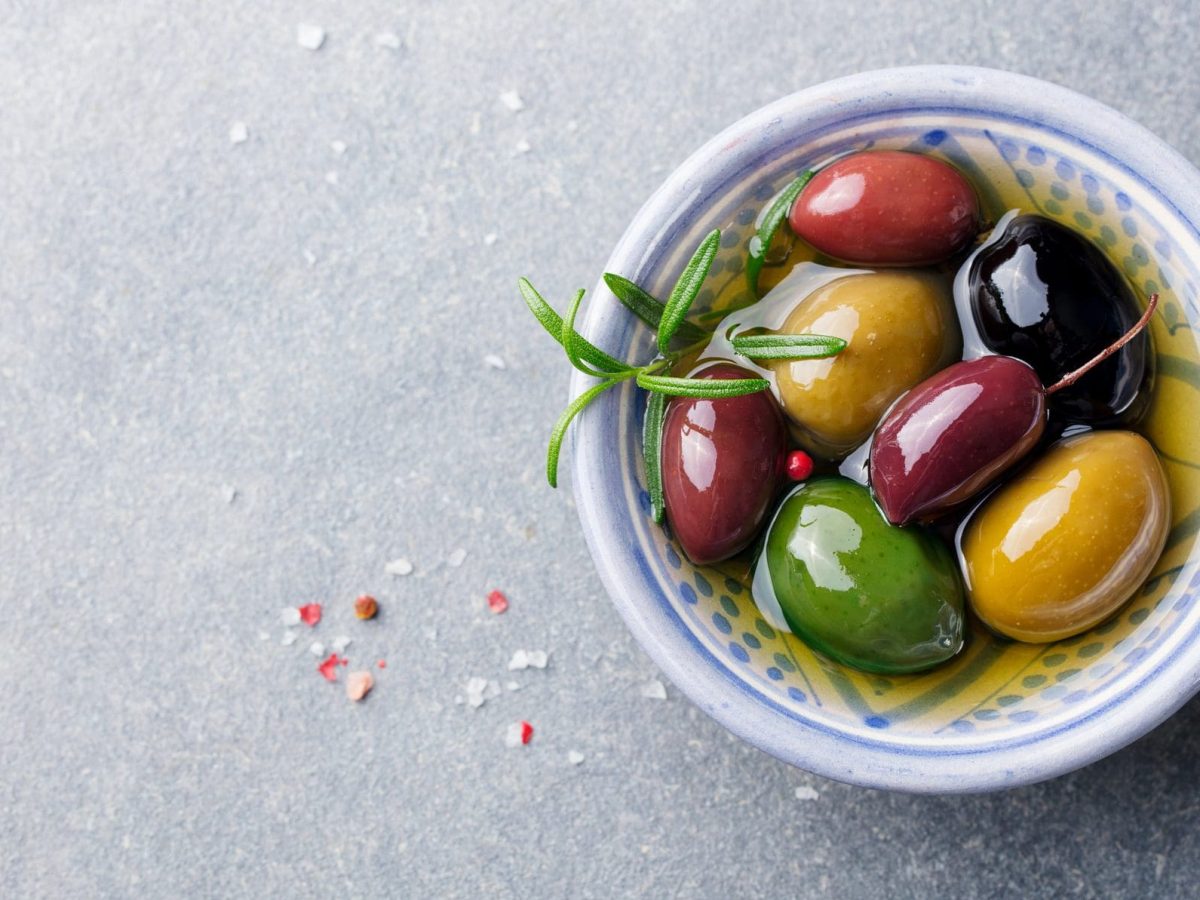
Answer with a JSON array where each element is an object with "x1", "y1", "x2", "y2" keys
[
  {"x1": 770, "y1": 271, "x2": 961, "y2": 458},
  {"x1": 960, "y1": 430, "x2": 1170, "y2": 642}
]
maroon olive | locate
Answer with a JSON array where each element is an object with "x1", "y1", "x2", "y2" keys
[
  {"x1": 788, "y1": 150, "x2": 980, "y2": 265},
  {"x1": 661, "y1": 364, "x2": 788, "y2": 564},
  {"x1": 870, "y1": 357, "x2": 1046, "y2": 525}
]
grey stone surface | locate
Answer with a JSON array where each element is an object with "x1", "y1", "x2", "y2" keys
[{"x1": 2, "y1": 1, "x2": 1200, "y2": 897}]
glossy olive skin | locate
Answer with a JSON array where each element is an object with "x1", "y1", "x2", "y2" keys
[
  {"x1": 968, "y1": 214, "x2": 1153, "y2": 424},
  {"x1": 870, "y1": 356, "x2": 1046, "y2": 525},
  {"x1": 788, "y1": 150, "x2": 980, "y2": 265},
  {"x1": 661, "y1": 364, "x2": 788, "y2": 565},
  {"x1": 961, "y1": 431, "x2": 1170, "y2": 643},
  {"x1": 754, "y1": 478, "x2": 965, "y2": 674},
  {"x1": 771, "y1": 271, "x2": 961, "y2": 458}
]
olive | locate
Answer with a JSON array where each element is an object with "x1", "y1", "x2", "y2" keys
[
  {"x1": 660, "y1": 363, "x2": 788, "y2": 565},
  {"x1": 787, "y1": 150, "x2": 980, "y2": 265},
  {"x1": 960, "y1": 431, "x2": 1170, "y2": 643},
  {"x1": 754, "y1": 477, "x2": 965, "y2": 674},
  {"x1": 870, "y1": 356, "x2": 1046, "y2": 525},
  {"x1": 770, "y1": 271, "x2": 961, "y2": 459},
  {"x1": 967, "y1": 213, "x2": 1153, "y2": 424}
]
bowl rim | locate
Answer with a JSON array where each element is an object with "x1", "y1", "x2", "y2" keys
[{"x1": 570, "y1": 64, "x2": 1200, "y2": 793}]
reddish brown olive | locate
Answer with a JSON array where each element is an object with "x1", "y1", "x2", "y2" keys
[
  {"x1": 870, "y1": 357, "x2": 1046, "y2": 525},
  {"x1": 788, "y1": 150, "x2": 980, "y2": 265},
  {"x1": 661, "y1": 364, "x2": 788, "y2": 564}
]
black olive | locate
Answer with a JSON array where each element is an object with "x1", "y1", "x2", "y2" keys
[{"x1": 967, "y1": 214, "x2": 1152, "y2": 424}]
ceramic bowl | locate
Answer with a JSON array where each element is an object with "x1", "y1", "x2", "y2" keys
[{"x1": 569, "y1": 66, "x2": 1200, "y2": 793}]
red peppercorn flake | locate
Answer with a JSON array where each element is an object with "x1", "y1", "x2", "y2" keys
[
  {"x1": 377, "y1": 659, "x2": 387, "y2": 669},
  {"x1": 786, "y1": 450, "x2": 815, "y2": 482},
  {"x1": 487, "y1": 590, "x2": 509, "y2": 615},
  {"x1": 505, "y1": 720, "x2": 534, "y2": 747},
  {"x1": 298, "y1": 603, "x2": 323, "y2": 626},
  {"x1": 317, "y1": 653, "x2": 343, "y2": 681}
]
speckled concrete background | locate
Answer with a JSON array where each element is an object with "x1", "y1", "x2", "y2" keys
[{"x1": 2, "y1": 2, "x2": 1200, "y2": 897}]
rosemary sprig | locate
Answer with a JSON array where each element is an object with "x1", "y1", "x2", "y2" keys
[
  {"x1": 642, "y1": 391, "x2": 667, "y2": 524},
  {"x1": 602, "y1": 274, "x2": 708, "y2": 343},
  {"x1": 658, "y1": 229, "x2": 721, "y2": 353},
  {"x1": 732, "y1": 333, "x2": 847, "y2": 360},
  {"x1": 522, "y1": 225, "x2": 847, "y2": 489},
  {"x1": 745, "y1": 170, "x2": 813, "y2": 297}
]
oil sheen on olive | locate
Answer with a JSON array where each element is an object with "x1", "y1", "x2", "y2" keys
[
  {"x1": 870, "y1": 356, "x2": 1046, "y2": 525},
  {"x1": 754, "y1": 478, "x2": 965, "y2": 674},
  {"x1": 960, "y1": 431, "x2": 1169, "y2": 643},
  {"x1": 660, "y1": 363, "x2": 788, "y2": 565},
  {"x1": 967, "y1": 214, "x2": 1152, "y2": 424},
  {"x1": 771, "y1": 271, "x2": 961, "y2": 459},
  {"x1": 787, "y1": 150, "x2": 980, "y2": 265}
]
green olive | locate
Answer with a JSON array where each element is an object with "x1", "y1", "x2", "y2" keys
[
  {"x1": 754, "y1": 477, "x2": 965, "y2": 674},
  {"x1": 961, "y1": 430, "x2": 1170, "y2": 642},
  {"x1": 770, "y1": 271, "x2": 961, "y2": 458}
]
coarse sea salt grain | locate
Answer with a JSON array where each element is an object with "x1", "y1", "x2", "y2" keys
[
  {"x1": 385, "y1": 557, "x2": 414, "y2": 576},
  {"x1": 794, "y1": 786, "x2": 820, "y2": 802},
  {"x1": 514, "y1": 139, "x2": 531, "y2": 155},
  {"x1": 504, "y1": 721, "x2": 533, "y2": 747},
  {"x1": 499, "y1": 90, "x2": 525, "y2": 112},
  {"x1": 229, "y1": 122, "x2": 248, "y2": 145},
  {"x1": 257, "y1": 630, "x2": 270, "y2": 642},
  {"x1": 483, "y1": 354, "x2": 506, "y2": 370},
  {"x1": 505, "y1": 681, "x2": 521, "y2": 692},
  {"x1": 223, "y1": 485, "x2": 238, "y2": 504},
  {"x1": 507, "y1": 650, "x2": 528, "y2": 671},
  {"x1": 640, "y1": 679, "x2": 668, "y2": 700},
  {"x1": 330, "y1": 140, "x2": 347, "y2": 155},
  {"x1": 280, "y1": 607, "x2": 302, "y2": 627},
  {"x1": 297, "y1": 23, "x2": 326, "y2": 50},
  {"x1": 325, "y1": 171, "x2": 339, "y2": 185},
  {"x1": 447, "y1": 548, "x2": 467, "y2": 568},
  {"x1": 331, "y1": 635, "x2": 352, "y2": 653},
  {"x1": 483, "y1": 233, "x2": 497, "y2": 246},
  {"x1": 309, "y1": 641, "x2": 325, "y2": 656},
  {"x1": 567, "y1": 750, "x2": 585, "y2": 766},
  {"x1": 375, "y1": 31, "x2": 401, "y2": 49},
  {"x1": 281, "y1": 631, "x2": 298, "y2": 646}
]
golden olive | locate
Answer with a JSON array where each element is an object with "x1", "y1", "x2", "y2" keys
[
  {"x1": 770, "y1": 271, "x2": 960, "y2": 458},
  {"x1": 960, "y1": 431, "x2": 1169, "y2": 643}
]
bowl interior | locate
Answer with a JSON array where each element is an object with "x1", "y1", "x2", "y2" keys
[{"x1": 577, "y1": 87, "x2": 1200, "y2": 781}]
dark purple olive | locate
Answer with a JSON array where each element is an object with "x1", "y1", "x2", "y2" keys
[
  {"x1": 661, "y1": 364, "x2": 788, "y2": 564},
  {"x1": 968, "y1": 214, "x2": 1153, "y2": 424},
  {"x1": 870, "y1": 295, "x2": 1157, "y2": 525},
  {"x1": 870, "y1": 357, "x2": 1046, "y2": 525}
]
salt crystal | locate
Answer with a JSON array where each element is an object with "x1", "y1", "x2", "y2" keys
[
  {"x1": 331, "y1": 635, "x2": 352, "y2": 653},
  {"x1": 385, "y1": 557, "x2": 414, "y2": 576},
  {"x1": 640, "y1": 679, "x2": 668, "y2": 700},
  {"x1": 280, "y1": 607, "x2": 302, "y2": 627},
  {"x1": 794, "y1": 786, "x2": 819, "y2": 801},
  {"x1": 505, "y1": 681, "x2": 521, "y2": 691},
  {"x1": 505, "y1": 721, "x2": 534, "y2": 747},
  {"x1": 526, "y1": 650, "x2": 548, "y2": 669},
  {"x1": 281, "y1": 631, "x2": 298, "y2": 646},
  {"x1": 229, "y1": 122, "x2": 248, "y2": 145},
  {"x1": 257, "y1": 630, "x2": 270, "y2": 642},
  {"x1": 309, "y1": 641, "x2": 325, "y2": 656},
  {"x1": 567, "y1": 750, "x2": 585, "y2": 765},
  {"x1": 325, "y1": 171, "x2": 339, "y2": 185},
  {"x1": 466, "y1": 676, "x2": 492, "y2": 709},
  {"x1": 499, "y1": 90, "x2": 525, "y2": 112},
  {"x1": 303, "y1": 249, "x2": 317, "y2": 267},
  {"x1": 566, "y1": 120, "x2": 579, "y2": 132},
  {"x1": 374, "y1": 31, "x2": 401, "y2": 49},
  {"x1": 330, "y1": 140, "x2": 347, "y2": 155},
  {"x1": 454, "y1": 695, "x2": 464, "y2": 705},
  {"x1": 297, "y1": 23, "x2": 326, "y2": 50},
  {"x1": 483, "y1": 354, "x2": 506, "y2": 370},
  {"x1": 222, "y1": 485, "x2": 238, "y2": 504},
  {"x1": 483, "y1": 233, "x2": 498, "y2": 246},
  {"x1": 447, "y1": 548, "x2": 467, "y2": 568},
  {"x1": 507, "y1": 650, "x2": 529, "y2": 671},
  {"x1": 514, "y1": 139, "x2": 531, "y2": 155},
  {"x1": 346, "y1": 671, "x2": 374, "y2": 702}
]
